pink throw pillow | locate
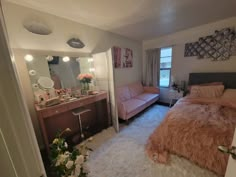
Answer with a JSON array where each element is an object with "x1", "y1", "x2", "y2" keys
[{"x1": 189, "y1": 85, "x2": 224, "y2": 98}]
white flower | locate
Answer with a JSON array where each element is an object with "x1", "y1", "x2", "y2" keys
[
  {"x1": 64, "y1": 151, "x2": 70, "y2": 155},
  {"x1": 56, "y1": 154, "x2": 68, "y2": 165},
  {"x1": 65, "y1": 160, "x2": 74, "y2": 169},
  {"x1": 64, "y1": 142, "x2": 68, "y2": 148},
  {"x1": 75, "y1": 164, "x2": 81, "y2": 176},
  {"x1": 55, "y1": 160, "x2": 60, "y2": 167},
  {"x1": 88, "y1": 137, "x2": 93, "y2": 141},
  {"x1": 82, "y1": 163, "x2": 90, "y2": 173},
  {"x1": 75, "y1": 155, "x2": 84, "y2": 165},
  {"x1": 53, "y1": 138, "x2": 59, "y2": 144}
]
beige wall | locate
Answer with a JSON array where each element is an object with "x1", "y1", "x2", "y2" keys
[
  {"x1": 143, "y1": 17, "x2": 236, "y2": 103},
  {"x1": 3, "y1": 2, "x2": 142, "y2": 148}
]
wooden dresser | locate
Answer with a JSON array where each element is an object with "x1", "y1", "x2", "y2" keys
[{"x1": 35, "y1": 91, "x2": 111, "y2": 151}]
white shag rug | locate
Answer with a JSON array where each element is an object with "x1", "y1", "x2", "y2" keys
[{"x1": 83, "y1": 105, "x2": 218, "y2": 177}]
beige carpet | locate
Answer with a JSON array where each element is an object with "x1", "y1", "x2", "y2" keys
[{"x1": 85, "y1": 105, "x2": 218, "y2": 177}]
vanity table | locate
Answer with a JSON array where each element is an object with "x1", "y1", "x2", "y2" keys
[{"x1": 35, "y1": 91, "x2": 111, "y2": 151}]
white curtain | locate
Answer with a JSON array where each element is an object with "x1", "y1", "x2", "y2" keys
[{"x1": 144, "y1": 48, "x2": 160, "y2": 87}]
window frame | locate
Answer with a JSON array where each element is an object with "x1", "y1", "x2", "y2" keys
[{"x1": 159, "y1": 47, "x2": 173, "y2": 88}]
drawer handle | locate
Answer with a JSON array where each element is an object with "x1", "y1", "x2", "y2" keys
[{"x1": 55, "y1": 110, "x2": 59, "y2": 113}]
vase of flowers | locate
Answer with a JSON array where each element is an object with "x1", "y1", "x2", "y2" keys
[
  {"x1": 77, "y1": 73, "x2": 93, "y2": 94},
  {"x1": 49, "y1": 128, "x2": 92, "y2": 177}
]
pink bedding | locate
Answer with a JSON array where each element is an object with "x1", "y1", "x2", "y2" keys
[{"x1": 146, "y1": 97, "x2": 236, "y2": 176}]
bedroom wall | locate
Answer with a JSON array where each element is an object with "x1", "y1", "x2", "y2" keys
[
  {"x1": 143, "y1": 16, "x2": 236, "y2": 103},
  {"x1": 3, "y1": 2, "x2": 142, "y2": 148}
]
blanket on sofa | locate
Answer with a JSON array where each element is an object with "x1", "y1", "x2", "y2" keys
[{"x1": 146, "y1": 97, "x2": 236, "y2": 176}]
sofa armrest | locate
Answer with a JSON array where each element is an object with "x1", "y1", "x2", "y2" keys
[
  {"x1": 117, "y1": 102, "x2": 126, "y2": 119},
  {"x1": 143, "y1": 86, "x2": 160, "y2": 94}
]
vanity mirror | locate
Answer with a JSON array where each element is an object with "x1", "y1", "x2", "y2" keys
[{"x1": 25, "y1": 55, "x2": 93, "y2": 92}]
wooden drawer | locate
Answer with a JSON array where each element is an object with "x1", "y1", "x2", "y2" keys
[
  {"x1": 68, "y1": 101, "x2": 81, "y2": 110},
  {"x1": 41, "y1": 106, "x2": 68, "y2": 118}
]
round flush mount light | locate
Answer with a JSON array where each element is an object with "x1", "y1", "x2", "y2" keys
[
  {"x1": 23, "y1": 19, "x2": 52, "y2": 35},
  {"x1": 24, "y1": 54, "x2": 34, "y2": 62},
  {"x1": 62, "y1": 56, "x2": 70, "y2": 62}
]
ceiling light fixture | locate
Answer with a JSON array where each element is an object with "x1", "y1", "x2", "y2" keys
[{"x1": 23, "y1": 19, "x2": 52, "y2": 35}]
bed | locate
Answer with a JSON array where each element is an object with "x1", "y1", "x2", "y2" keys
[{"x1": 146, "y1": 73, "x2": 236, "y2": 176}]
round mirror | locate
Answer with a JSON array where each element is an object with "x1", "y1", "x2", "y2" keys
[{"x1": 38, "y1": 76, "x2": 54, "y2": 89}]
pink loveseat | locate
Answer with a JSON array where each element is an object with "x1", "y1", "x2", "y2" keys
[{"x1": 116, "y1": 82, "x2": 160, "y2": 120}]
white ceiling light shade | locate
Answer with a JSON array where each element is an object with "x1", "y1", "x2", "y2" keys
[
  {"x1": 24, "y1": 54, "x2": 34, "y2": 62},
  {"x1": 23, "y1": 19, "x2": 52, "y2": 35},
  {"x1": 62, "y1": 56, "x2": 70, "y2": 62}
]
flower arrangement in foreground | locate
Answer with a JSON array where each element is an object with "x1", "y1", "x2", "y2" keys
[
  {"x1": 50, "y1": 128, "x2": 92, "y2": 177},
  {"x1": 77, "y1": 73, "x2": 93, "y2": 84}
]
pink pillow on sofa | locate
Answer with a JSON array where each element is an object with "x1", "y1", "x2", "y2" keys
[
  {"x1": 128, "y1": 82, "x2": 144, "y2": 97},
  {"x1": 116, "y1": 86, "x2": 131, "y2": 102}
]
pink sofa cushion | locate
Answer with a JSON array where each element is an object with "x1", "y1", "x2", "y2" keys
[
  {"x1": 116, "y1": 86, "x2": 131, "y2": 102},
  {"x1": 128, "y1": 82, "x2": 144, "y2": 97},
  {"x1": 135, "y1": 93, "x2": 159, "y2": 103},
  {"x1": 121, "y1": 99, "x2": 146, "y2": 114}
]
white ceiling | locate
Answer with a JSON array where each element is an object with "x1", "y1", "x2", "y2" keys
[{"x1": 5, "y1": 0, "x2": 236, "y2": 40}]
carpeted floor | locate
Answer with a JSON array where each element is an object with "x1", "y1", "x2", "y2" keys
[{"x1": 84, "y1": 104, "x2": 218, "y2": 177}]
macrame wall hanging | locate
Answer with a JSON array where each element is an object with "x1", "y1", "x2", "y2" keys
[{"x1": 184, "y1": 28, "x2": 236, "y2": 61}]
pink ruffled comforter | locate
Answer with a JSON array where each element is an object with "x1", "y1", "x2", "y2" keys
[{"x1": 146, "y1": 97, "x2": 236, "y2": 176}]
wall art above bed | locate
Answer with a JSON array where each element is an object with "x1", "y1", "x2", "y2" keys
[{"x1": 184, "y1": 27, "x2": 236, "y2": 61}]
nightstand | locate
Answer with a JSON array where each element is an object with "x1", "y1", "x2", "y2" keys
[{"x1": 168, "y1": 89, "x2": 184, "y2": 107}]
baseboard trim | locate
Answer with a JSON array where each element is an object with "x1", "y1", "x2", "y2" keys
[{"x1": 156, "y1": 101, "x2": 169, "y2": 107}]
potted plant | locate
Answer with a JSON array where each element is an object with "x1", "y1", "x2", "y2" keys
[{"x1": 49, "y1": 128, "x2": 92, "y2": 177}]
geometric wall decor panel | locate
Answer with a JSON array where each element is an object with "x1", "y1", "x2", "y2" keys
[{"x1": 184, "y1": 27, "x2": 236, "y2": 61}]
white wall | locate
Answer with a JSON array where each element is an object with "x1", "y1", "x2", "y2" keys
[
  {"x1": 3, "y1": 2, "x2": 142, "y2": 148},
  {"x1": 143, "y1": 17, "x2": 236, "y2": 103}
]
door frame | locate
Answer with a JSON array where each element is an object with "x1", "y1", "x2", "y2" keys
[{"x1": 0, "y1": 1, "x2": 46, "y2": 177}]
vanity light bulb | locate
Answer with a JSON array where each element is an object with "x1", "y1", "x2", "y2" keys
[
  {"x1": 89, "y1": 68, "x2": 95, "y2": 72},
  {"x1": 46, "y1": 55, "x2": 53, "y2": 61},
  {"x1": 88, "y1": 58, "x2": 94, "y2": 63},
  {"x1": 62, "y1": 56, "x2": 70, "y2": 62},
  {"x1": 24, "y1": 54, "x2": 34, "y2": 62},
  {"x1": 76, "y1": 58, "x2": 80, "y2": 62}
]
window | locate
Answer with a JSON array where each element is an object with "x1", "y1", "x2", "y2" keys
[{"x1": 159, "y1": 47, "x2": 172, "y2": 87}]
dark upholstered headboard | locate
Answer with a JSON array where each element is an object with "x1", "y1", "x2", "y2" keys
[{"x1": 188, "y1": 72, "x2": 236, "y2": 89}]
